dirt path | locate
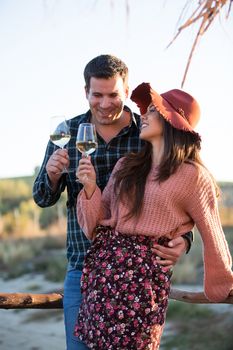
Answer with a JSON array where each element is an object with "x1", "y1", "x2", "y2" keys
[{"x1": 0, "y1": 274, "x2": 65, "y2": 350}]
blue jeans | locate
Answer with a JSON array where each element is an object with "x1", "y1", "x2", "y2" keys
[{"x1": 63, "y1": 265, "x2": 89, "y2": 350}]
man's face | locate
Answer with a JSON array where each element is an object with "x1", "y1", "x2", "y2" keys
[{"x1": 85, "y1": 76, "x2": 129, "y2": 125}]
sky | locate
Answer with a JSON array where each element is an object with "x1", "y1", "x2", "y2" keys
[{"x1": 0, "y1": 0, "x2": 233, "y2": 182}]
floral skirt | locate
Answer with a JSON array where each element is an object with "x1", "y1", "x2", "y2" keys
[{"x1": 74, "y1": 226, "x2": 172, "y2": 350}]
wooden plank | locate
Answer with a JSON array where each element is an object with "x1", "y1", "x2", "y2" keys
[
  {"x1": 0, "y1": 289, "x2": 232, "y2": 309},
  {"x1": 0, "y1": 292, "x2": 63, "y2": 309}
]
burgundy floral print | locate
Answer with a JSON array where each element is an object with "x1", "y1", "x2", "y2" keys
[{"x1": 74, "y1": 227, "x2": 172, "y2": 350}]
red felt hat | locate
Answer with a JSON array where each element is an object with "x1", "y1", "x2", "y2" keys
[{"x1": 131, "y1": 82, "x2": 201, "y2": 137}]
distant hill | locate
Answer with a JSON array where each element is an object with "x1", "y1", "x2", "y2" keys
[
  {"x1": 0, "y1": 173, "x2": 233, "y2": 237},
  {"x1": 1, "y1": 173, "x2": 233, "y2": 207}
]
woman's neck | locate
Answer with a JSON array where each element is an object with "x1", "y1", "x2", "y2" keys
[{"x1": 151, "y1": 139, "x2": 164, "y2": 167}]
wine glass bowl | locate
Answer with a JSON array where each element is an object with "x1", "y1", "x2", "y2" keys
[
  {"x1": 76, "y1": 123, "x2": 97, "y2": 157},
  {"x1": 76, "y1": 123, "x2": 97, "y2": 182},
  {"x1": 50, "y1": 115, "x2": 71, "y2": 173},
  {"x1": 50, "y1": 116, "x2": 71, "y2": 149}
]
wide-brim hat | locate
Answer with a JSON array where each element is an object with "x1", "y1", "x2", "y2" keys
[{"x1": 131, "y1": 82, "x2": 201, "y2": 138}]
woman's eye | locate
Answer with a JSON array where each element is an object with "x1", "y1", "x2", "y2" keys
[{"x1": 148, "y1": 106, "x2": 156, "y2": 113}]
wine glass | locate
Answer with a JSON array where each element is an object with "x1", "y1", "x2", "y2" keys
[
  {"x1": 50, "y1": 115, "x2": 71, "y2": 173},
  {"x1": 76, "y1": 123, "x2": 97, "y2": 157},
  {"x1": 76, "y1": 123, "x2": 97, "y2": 182}
]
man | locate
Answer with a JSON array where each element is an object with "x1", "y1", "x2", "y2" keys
[{"x1": 33, "y1": 54, "x2": 192, "y2": 350}]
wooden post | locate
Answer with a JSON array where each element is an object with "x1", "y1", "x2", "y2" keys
[
  {"x1": 0, "y1": 289, "x2": 232, "y2": 309},
  {"x1": 0, "y1": 292, "x2": 63, "y2": 309}
]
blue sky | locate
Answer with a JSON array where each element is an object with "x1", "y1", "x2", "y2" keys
[{"x1": 0, "y1": 0, "x2": 233, "y2": 181}]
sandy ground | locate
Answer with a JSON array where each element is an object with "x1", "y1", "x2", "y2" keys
[
  {"x1": 0, "y1": 274, "x2": 176, "y2": 350},
  {"x1": 0, "y1": 274, "x2": 65, "y2": 350},
  {"x1": 1, "y1": 277, "x2": 231, "y2": 350}
]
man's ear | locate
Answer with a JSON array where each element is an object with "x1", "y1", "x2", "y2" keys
[
  {"x1": 85, "y1": 86, "x2": 89, "y2": 98},
  {"x1": 125, "y1": 85, "x2": 129, "y2": 99}
]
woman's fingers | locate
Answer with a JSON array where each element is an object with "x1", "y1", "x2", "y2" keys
[{"x1": 76, "y1": 156, "x2": 96, "y2": 185}]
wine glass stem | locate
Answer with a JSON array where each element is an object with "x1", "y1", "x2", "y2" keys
[{"x1": 61, "y1": 146, "x2": 68, "y2": 173}]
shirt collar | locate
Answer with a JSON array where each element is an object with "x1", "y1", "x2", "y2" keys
[{"x1": 124, "y1": 105, "x2": 138, "y2": 127}]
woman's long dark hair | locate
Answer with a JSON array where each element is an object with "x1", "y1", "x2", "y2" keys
[{"x1": 114, "y1": 116, "x2": 205, "y2": 220}]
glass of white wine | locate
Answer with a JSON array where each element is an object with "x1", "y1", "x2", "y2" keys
[
  {"x1": 50, "y1": 115, "x2": 71, "y2": 173},
  {"x1": 76, "y1": 123, "x2": 97, "y2": 157},
  {"x1": 76, "y1": 123, "x2": 97, "y2": 182}
]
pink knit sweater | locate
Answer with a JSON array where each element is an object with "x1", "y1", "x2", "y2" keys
[{"x1": 77, "y1": 158, "x2": 233, "y2": 302}]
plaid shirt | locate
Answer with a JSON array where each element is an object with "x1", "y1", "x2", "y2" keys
[{"x1": 33, "y1": 106, "x2": 143, "y2": 270}]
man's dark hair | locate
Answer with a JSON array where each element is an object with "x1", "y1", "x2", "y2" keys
[{"x1": 84, "y1": 54, "x2": 129, "y2": 91}]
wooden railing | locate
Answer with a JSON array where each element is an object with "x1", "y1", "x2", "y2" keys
[{"x1": 0, "y1": 289, "x2": 233, "y2": 309}]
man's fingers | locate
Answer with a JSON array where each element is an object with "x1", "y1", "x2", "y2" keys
[
  {"x1": 152, "y1": 246, "x2": 178, "y2": 258},
  {"x1": 167, "y1": 237, "x2": 181, "y2": 247},
  {"x1": 156, "y1": 259, "x2": 173, "y2": 269},
  {"x1": 152, "y1": 247, "x2": 179, "y2": 266}
]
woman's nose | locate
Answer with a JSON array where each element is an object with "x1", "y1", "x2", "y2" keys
[{"x1": 141, "y1": 113, "x2": 147, "y2": 121}]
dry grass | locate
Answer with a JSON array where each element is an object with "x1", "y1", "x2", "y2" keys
[{"x1": 163, "y1": 301, "x2": 233, "y2": 350}]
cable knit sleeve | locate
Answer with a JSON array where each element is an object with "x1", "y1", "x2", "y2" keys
[
  {"x1": 185, "y1": 165, "x2": 233, "y2": 302},
  {"x1": 77, "y1": 186, "x2": 102, "y2": 240},
  {"x1": 76, "y1": 157, "x2": 125, "y2": 241}
]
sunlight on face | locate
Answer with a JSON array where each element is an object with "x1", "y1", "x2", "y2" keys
[{"x1": 140, "y1": 104, "x2": 164, "y2": 142}]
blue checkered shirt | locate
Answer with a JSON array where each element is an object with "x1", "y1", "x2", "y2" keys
[{"x1": 33, "y1": 106, "x2": 143, "y2": 270}]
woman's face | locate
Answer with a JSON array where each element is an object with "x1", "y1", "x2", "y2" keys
[{"x1": 140, "y1": 104, "x2": 164, "y2": 142}]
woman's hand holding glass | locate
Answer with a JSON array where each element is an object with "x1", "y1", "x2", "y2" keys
[
  {"x1": 76, "y1": 123, "x2": 97, "y2": 184},
  {"x1": 76, "y1": 123, "x2": 97, "y2": 158},
  {"x1": 76, "y1": 157, "x2": 96, "y2": 199}
]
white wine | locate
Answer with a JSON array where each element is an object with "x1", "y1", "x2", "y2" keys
[
  {"x1": 50, "y1": 134, "x2": 71, "y2": 148},
  {"x1": 76, "y1": 141, "x2": 97, "y2": 156}
]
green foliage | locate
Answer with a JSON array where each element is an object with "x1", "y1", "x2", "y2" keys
[
  {"x1": 39, "y1": 206, "x2": 59, "y2": 228},
  {"x1": 0, "y1": 179, "x2": 31, "y2": 214},
  {"x1": 39, "y1": 234, "x2": 66, "y2": 250},
  {"x1": 39, "y1": 199, "x2": 66, "y2": 229},
  {"x1": 0, "y1": 179, "x2": 31, "y2": 198},
  {"x1": 1, "y1": 175, "x2": 232, "y2": 238},
  {"x1": 166, "y1": 300, "x2": 214, "y2": 320},
  {"x1": 224, "y1": 226, "x2": 233, "y2": 244},
  {"x1": 43, "y1": 255, "x2": 67, "y2": 282},
  {"x1": 0, "y1": 236, "x2": 66, "y2": 281},
  {"x1": 172, "y1": 227, "x2": 233, "y2": 286},
  {"x1": 163, "y1": 301, "x2": 233, "y2": 350},
  {"x1": 172, "y1": 231, "x2": 202, "y2": 285},
  {"x1": 0, "y1": 238, "x2": 44, "y2": 278},
  {"x1": 2, "y1": 212, "x2": 17, "y2": 235},
  {"x1": 0, "y1": 175, "x2": 68, "y2": 236}
]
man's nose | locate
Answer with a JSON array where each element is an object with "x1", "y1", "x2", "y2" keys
[{"x1": 100, "y1": 97, "x2": 111, "y2": 108}]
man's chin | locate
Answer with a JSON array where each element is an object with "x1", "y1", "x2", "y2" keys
[{"x1": 97, "y1": 116, "x2": 120, "y2": 125}]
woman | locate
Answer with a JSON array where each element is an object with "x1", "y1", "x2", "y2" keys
[{"x1": 74, "y1": 82, "x2": 233, "y2": 349}]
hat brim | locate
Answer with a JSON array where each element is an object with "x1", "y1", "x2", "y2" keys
[{"x1": 131, "y1": 82, "x2": 200, "y2": 136}]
